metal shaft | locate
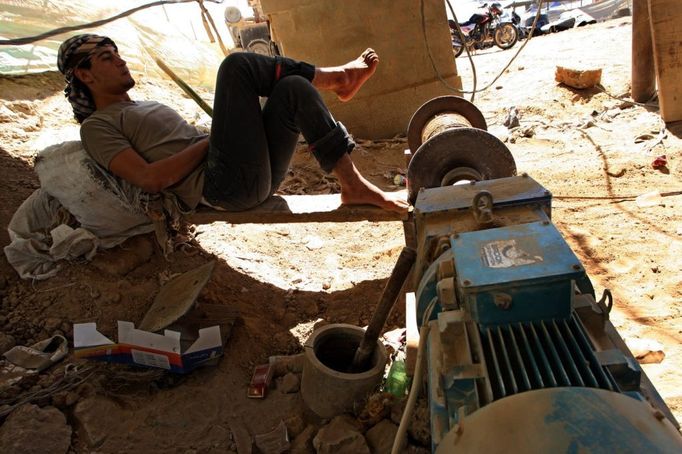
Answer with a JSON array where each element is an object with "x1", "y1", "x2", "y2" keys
[{"x1": 350, "y1": 247, "x2": 417, "y2": 372}]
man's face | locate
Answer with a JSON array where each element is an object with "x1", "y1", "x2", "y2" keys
[{"x1": 75, "y1": 45, "x2": 136, "y2": 96}]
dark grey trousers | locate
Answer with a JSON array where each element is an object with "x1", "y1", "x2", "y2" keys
[{"x1": 203, "y1": 52, "x2": 355, "y2": 211}]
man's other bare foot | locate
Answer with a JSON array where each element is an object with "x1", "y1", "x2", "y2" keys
[{"x1": 312, "y1": 48, "x2": 379, "y2": 102}]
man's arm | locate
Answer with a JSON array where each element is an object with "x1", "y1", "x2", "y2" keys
[{"x1": 108, "y1": 138, "x2": 209, "y2": 193}]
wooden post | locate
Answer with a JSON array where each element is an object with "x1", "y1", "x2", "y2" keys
[
  {"x1": 648, "y1": 0, "x2": 682, "y2": 122},
  {"x1": 632, "y1": 0, "x2": 656, "y2": 103}
]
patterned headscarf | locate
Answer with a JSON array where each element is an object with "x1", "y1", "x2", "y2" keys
[{"x1": 57, "y1": 34, "x2": 118, "y2": 123}]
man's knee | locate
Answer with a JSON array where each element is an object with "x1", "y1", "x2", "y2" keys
[
  {"x1": 276, "y1": 75, "x2": 314, "y2": 95},
  {"x1": 217, "y1": 52, "x2": 252, "y2": 77}
]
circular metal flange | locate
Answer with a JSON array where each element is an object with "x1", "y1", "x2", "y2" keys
[
  {"x1": 407, "y1": 96, "x2": 488, "y2": 153},
  {"x1": 407, "y1": 128, "x2": 517, "y2": 204}
]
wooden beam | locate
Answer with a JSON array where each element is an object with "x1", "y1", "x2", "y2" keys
[
  {"x1": 187, "y1": 193, "x2": 407, "y2": 224},
  {"x1": 632, "y1": 0, "x2": 656, "y2": 102},
  {"x1": 648, "y1": 0, "x2": 682, "y2": 122}
]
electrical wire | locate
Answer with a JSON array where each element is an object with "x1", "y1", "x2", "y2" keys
[
  {"x1": 0, "y1": 0, "x2": 224, "y2": 46},
  {"x1": 429, "y1": 0, "x2": 546, "y2": 99}
]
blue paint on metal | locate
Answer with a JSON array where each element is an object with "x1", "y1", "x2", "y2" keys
[
  {"x1": 545, "y1": 388, "x2": 670, "y2": 452},
  {"x1": 450, "y1": 221, "x2": 585, "y2": 327}
]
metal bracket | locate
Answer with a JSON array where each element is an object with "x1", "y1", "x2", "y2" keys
[{"x1": 471, "y1": 190, "x2": 494, "y2": 226}]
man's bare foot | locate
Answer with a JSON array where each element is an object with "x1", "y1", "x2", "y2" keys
[
  {"x1": 332, "y1": 154, "x2": 408, "y2": 214},
  {"x1": 312, "y1": 48, "x2": 380, "y2": 102},
  {"x1": 341, "y1": 182, "x2": 410, "y2": 214}
]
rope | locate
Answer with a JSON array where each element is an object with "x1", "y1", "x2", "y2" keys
[{"x1": 0, "y1": 0, "x2": 223, "y2": 46}]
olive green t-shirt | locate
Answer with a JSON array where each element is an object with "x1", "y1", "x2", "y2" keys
[{"x1": 80, "y1": 101, "x2": 208, "y2": 209}]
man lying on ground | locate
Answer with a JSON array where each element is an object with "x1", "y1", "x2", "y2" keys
[{"x1": 57, "y1": 34, "x2": 408, "y2": 215}]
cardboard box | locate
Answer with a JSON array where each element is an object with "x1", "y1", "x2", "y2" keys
[{"x1": 73, "y1": 321, "x2": 223, "y2": 373}]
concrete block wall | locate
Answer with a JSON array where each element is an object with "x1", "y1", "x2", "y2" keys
[{"x1": 260, "y1": 0, "x2": 462, "y2": 139}]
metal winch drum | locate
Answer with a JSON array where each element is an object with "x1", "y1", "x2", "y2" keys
[{"x1": 406, "y1": 96, "x2": 517, "y2": 203}]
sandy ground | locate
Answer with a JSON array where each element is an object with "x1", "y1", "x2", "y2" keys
[{"x1": 0, "y1": 15, "x2": 680, "y2": 452}]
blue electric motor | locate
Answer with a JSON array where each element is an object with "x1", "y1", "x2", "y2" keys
[{"x1": 403, "y1": 96, "x2": 682, "y2": 453}]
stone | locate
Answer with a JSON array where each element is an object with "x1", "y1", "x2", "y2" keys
[
  {"x1": 407, "y1": 399, "x2": 431, "y2": 447},
  {"x1": 73, "y1": 396, "x2": 123, "y2": 448},
  {"x1": 290, "y1": 424, "x2": 317, "y2": 454},
  {"x1": 365, "y1": 420, "x2": 398, "y2": 454},
  {"x1": 0, "y1": 332, "x2": 16, "y2": 355},
  {"x1": 42, "y1": 318, "x2": 62, "y2": 333},
  {"x1": 313, "y1": 416, "x2": 370, "y2": 454},
  {"x1": 555, "y1": 66, "x2": 602, "y2": 89},
  {"x1": 90, "y1": 235, "x2": 154, "y2": 276},
  {"x1": 284, "y1": 413, "x2": 306, "y2": 439},
  {"x1": 278, "y1": 372, "x2": 300, "y2": 394},
  {"x1": 626, "y1": 338, "x2": 666, "y2": 364},
  {"x1": 0, "y1": 404, "x2": 71, "y2": 454}
]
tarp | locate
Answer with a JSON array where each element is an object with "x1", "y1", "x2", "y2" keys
[{"x1": 0, "y1": 0, "x2": 253, "y2": 88}]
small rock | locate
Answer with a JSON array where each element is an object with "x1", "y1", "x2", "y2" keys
[
  {"x1": 290, "y1": 425, "x2": 317, "y2": 454},
  {"x1": 60, "y1": 322, "x2": 71, "y2": 335},
  {"x1": 321, "y1": 281, "x2": 331, "y2": 290},
  {"x1": 0, "y1": 404, "x2": 71, "y2": 454},
  {"x1": 284, "y1": 414, "x2": 307, "y2": 439},
  {"x1": 278, "y1": 372, "x2": 300, "y2": 394},
  {"x1": 313, "y1": 416, "x2": 370, "y2": 454},
  {"x1": 90, "y1": 235, "x2": 154, "y2": 276},
  {"x1": 43, "y1": 318, "x2": 62, "y2": 333},
  {"x1": 555, "y1": 66, "x2": 602, "y2": 89},
  {"x1": 626, "y1": 338, "x2": 666, "y2": 364},
  {"x1": 299, "y1": 299, "x2": 319, "y2": 318},
  {"x1": 366, "y1": 420, "x2": 398, "y2": 454},
  {"x1": 0, "y1": 332, "x2": 16, "y2": 355},
  {"x1": 304, "y1": 236, "x2": 324, "y2": 250},
  {"x1": 503, "y1": 106, "x2": 520, "y2": 129},
  {"x1": 73, "y1": 396, "x2": 123, "y2": 448},
  {"x1": 105, "y1": 291, "x2": 121, "y2": 304},
  {"x1": 65, "y1": 391, "x2": 80, "y2": 407}
]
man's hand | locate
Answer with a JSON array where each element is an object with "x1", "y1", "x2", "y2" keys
[{"x1": 108, "y1": 137, "x2": 209, "y2": 193}]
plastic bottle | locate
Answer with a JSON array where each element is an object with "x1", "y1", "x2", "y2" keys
[{"x1": 384, "y1": 353, "x2": 411, "y2": 398}]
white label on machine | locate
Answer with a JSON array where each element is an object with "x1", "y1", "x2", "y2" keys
[{"x1": 480, "y1": 240, "x2": 543, "y2": 268}]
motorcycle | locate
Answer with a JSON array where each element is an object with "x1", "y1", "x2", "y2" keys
[{"x1": 450, "y1": 3, "x2": 519, "y2": 58}]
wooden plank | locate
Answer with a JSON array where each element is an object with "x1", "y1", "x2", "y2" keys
[
  {"x1": 648, "y1": 0, "x2": 682, "y2": 122},
  {"x1": 632, "y1": 0, "x2": 656, "y2": 102},
  {"x1": 187, "y1": 193, "x2": 407, "y2": 224}
]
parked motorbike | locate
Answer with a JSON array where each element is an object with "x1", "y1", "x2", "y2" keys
[{"x1": 450, "y1": 2, "x2": 519, "y2": 58}]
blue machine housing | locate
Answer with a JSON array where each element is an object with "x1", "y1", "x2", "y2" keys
[{"x1": 410, "y1": 176, "x2": 681, "y2": 452}]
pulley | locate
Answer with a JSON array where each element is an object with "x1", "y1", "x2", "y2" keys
[{"x1": 406, "y1": 96, "x2": 517, "y2": 204}]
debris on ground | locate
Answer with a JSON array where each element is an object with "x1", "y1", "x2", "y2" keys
[
  {"x1": 626, "y1": 338, "x2": 666, "y2": 364},
  {"x1": 555, "y1": 65, "x2": 603, "y2": 89}
]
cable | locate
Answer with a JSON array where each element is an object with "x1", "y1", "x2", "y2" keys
[
  {"x1": 0, "y1": 0, "x2": 223, "y2": 46},
  {"x1": 420, "y1": 0, "x2": 477, "y2": 101},
  {"x1": 428, "y1": 0, "x2": 546, "y2": 98},
  {"x1": 391, "y1": 323, "x2": 430, "y2": 454}
]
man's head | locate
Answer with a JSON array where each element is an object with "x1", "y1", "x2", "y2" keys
[{"x1": 58, "y1": 34, "x2": 135, "y2": 123}]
